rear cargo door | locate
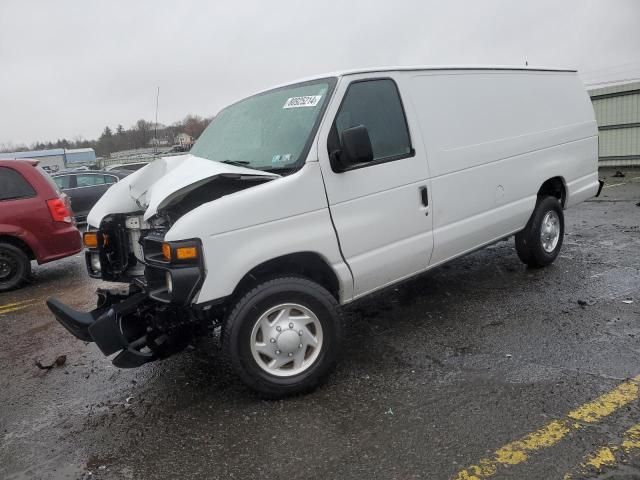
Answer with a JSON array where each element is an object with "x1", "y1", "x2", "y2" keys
[{"x1": 317, "y1": 75, "x2": 433, "y2": 298}]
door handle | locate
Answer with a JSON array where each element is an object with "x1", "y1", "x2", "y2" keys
[{"x1": 419, "y1": 186, "x2": 429, "y2": 207}]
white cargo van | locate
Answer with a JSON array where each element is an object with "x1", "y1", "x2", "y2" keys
[{"x1": 48, "y1": 66, "x2": 602, "y2": 397}]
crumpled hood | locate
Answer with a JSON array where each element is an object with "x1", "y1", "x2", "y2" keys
[{"x1": 87, "y1": 154, "x2": 279, "y2": 227}]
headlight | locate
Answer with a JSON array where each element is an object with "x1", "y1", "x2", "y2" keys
[{"x1": 165, "y1": 271, "x2": 173, "y2": 293}]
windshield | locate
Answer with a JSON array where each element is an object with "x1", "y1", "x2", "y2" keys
[{"x1": 190, "y1": 78, "x2": 335, "y2": 172}]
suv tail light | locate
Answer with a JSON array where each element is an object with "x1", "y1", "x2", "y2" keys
[{"x1": 47, "y1": 198, "x2": 72, "y2": 223}]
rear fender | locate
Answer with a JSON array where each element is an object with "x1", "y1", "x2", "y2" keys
[{"x1": 0, "y1": 225, "x2": 40, "y2": 261}]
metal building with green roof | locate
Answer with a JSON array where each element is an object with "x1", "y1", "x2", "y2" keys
[{"x1": 589, "y1": 80, "x2": 640, "y2": 167}]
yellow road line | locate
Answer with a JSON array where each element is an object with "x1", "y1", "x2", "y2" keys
[
  {"x1": 584, "y1": 446, "x2": 616, "y2": 470},
  {"x1": 0, "y1": 302, "x2": 38, "y2": 315},
  {"x1": 567, "y1": 378, "x2": 640, "y2": 423},
  {"x1": 453, "y1": 375, "x2": 640, "y2": 480},
  {"x1": 603, "y1": 182, "x2": 625, "y2": 189},
  {"x1": 0, "y1": 299, "x2": 35, "y2": 309},
  {"x1": 563, "y1": 423, "x2": 640, "y2": 479}
]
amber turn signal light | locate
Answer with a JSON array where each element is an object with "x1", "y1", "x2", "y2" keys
[
  {"x1": 83, "y1": 232, "x2": 107, "y2": 248},
  {"x1": 175, "y1": 246, "x2": 198, "y2": 260},
  {"x1": 162, "y1": 242, "x2": 199, "y2": 262},
  {"x1": 162, "y1": 242, "x2": 172, "y2": 261},
  {"x1": 83, "y1": 232, "x2": 99, "y2": 249}
]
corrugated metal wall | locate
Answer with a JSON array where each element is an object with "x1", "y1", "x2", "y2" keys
[
  {"x1": 597, "y1": 127, "x2": 640, "y2": 157},
  {"x1": 589, "y1": 81, "x2": 640, "y2": 166}
]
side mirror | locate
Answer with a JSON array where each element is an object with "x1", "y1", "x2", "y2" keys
[{"x1": 341, "y1": 125, "x2": 373, "y2": 164}]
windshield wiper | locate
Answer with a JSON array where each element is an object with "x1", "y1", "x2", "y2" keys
[{"x1": 221, "y1": 159, "x2": 250, "y2": 167}]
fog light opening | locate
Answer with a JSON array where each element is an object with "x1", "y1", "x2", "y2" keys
[
  {"x1": 90, "y1": 253, "x2": 101, "y2": 273},
  {"x1": 166, "y1": 271, "x2": 173, "y2": 294}
]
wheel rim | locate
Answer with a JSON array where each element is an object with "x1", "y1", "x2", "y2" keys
[
  {"x1": 0, "y1": 253, "x2": 17, "y2": 281},
  {"x1": 540, "y1": 210, "x2": 560, "y2": 253},
  {"x1": 250, "y1": 303, "x2": 324, "y2": 377}
]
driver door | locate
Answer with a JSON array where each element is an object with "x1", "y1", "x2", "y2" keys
[{"x1": 317, "y1": 75, "x2": 434, "y2": 299}]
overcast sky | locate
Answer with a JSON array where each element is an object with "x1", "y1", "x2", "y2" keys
[{"x1": 1, "y1": 0, "x2": 639, "y2": 147}]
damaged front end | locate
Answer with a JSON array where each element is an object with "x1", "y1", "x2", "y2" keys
[
  {"x1": 47, "y1": 285, "x2": 204, "y2": 368},
  {"x1": 46, "y1": 156, "x2": 278, "y2": 368},
  {"x1": 47, "y1": 215, "x2": 213, "y2": 367}
]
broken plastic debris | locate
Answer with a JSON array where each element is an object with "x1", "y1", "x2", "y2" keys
[
  {"x1": 35, "y1": 355, "x2": 67, "y2": 370},
  {"x1": 622, "y1": 300, "x2": 634, "y2": 304},
  {"x1": 506, "y1": 354, "x2": 512, "y2": 358}
]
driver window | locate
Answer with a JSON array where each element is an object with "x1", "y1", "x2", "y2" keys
[{"x1": 329, "y1": 78, "x2": 412, "y2": 168}]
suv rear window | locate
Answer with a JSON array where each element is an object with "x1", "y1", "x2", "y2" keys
[{"x1": 0, "y1": 167, "x2": 36, "y2": 201}]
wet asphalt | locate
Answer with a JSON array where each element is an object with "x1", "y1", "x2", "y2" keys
[{"x1": 1, "y1": 168, "x2": 639, "y2": 480}]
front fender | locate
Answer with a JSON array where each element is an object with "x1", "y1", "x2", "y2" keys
[
  {"x1": 194, "y1": 209, "x2": 352, "y2": 304},
  {"x1": 164, "y1": 163, "x2": 352, "y2": 303}
]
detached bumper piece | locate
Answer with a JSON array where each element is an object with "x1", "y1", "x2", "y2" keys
[{"x1": 46, "y1": 286, "x2": 188, "y2": 368}]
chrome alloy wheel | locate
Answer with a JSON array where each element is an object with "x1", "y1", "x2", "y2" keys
[
  {"x1": 250, "y1": 303, "x2": 323, "y2": 377},
  {"x1": 540, "y1": 210, "x2": 560, "y2": 253}
]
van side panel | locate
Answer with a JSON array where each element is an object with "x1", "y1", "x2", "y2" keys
[{"x1": 406, "y1": 71, "x2": 599, "y2": 266}]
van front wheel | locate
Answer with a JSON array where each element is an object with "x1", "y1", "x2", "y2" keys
[
  {"x1": 222, "y1": 277, "x2": 341, "y2": 398},
  {"x1": 515, "y1": 196, "x2": 564, "y2": 268}
]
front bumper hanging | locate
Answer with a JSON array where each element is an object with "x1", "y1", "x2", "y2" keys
[{"x1": 47, "y1": 286, "x2": 172, "y2": 368}]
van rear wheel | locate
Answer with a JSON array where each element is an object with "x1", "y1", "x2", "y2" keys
[
  {"x1": 0, "y1": 243, "x2": 31, "y2": 292},
  {"x1": 515, "y1": 196, "x2": 564, "y2": 268},
  {"x1": 222, "y1": 276, "x2": 341, "y2": 398}
]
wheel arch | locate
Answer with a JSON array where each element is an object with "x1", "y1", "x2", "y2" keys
[
  {"x1": 230, "y1": 251, "x2": 341, "y2": 304},
  {"x1": 537, "y1": 176, "x2": 567, "y2": 208},
  {"x1": 0, "y1": 234, "x2": 35, "y2": 260}
]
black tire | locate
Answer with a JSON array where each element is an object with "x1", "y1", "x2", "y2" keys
[
  {"x1": 0, "y1": 242, "x2": 31, "y2": 292},
  {"x1": 515, "y1": 196, "x2": 564, "y2": 268},
  {"x1": 222, "y1": 276, "x2": 341, "y2": 398}
]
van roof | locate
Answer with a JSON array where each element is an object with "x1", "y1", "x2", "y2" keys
[
  {"x1": 253, "y1": 65, "x2": 577, "y2": 98},
  {"x1": 335, "y1": 65, "x2": 575, "y2": 77}
]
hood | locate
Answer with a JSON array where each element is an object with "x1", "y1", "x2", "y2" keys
[{"x1": 87, "y1": 154, "x2": 279, "y2": 227}]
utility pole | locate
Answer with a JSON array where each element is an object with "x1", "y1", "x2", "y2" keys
[{"x1": 154, "y1": 86, "x2": 160, "y2": 154}]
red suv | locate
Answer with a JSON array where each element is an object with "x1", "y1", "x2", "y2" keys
[{"x1": 0, "y1": 159, "x2": 82, "y2": 291}]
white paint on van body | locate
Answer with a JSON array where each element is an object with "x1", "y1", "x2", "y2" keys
[
  {"x1": 87, "y1": 66, "x2": 599, "y2": 306},
  {"x1": 405, "y1": 70, "x2": 598, "y2": 266},
  {"x1": 166, "y1": 161, "x2": 354, "y2": 303},
  {"x1": 315, "y1": 72, "x2": 434, "y2": 297}
]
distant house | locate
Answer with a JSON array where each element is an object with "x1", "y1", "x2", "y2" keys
[
  {"x1": 149, "y1": 137, "x2": 170, "y2": 147},
  {"x1": 174, "y1": 133, "x2": 193, "y2": 147}
]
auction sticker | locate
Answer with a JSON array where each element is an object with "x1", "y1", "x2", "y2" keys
[{"x1": 283, "y1": 95, "x2": 322, "y2": 109}]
